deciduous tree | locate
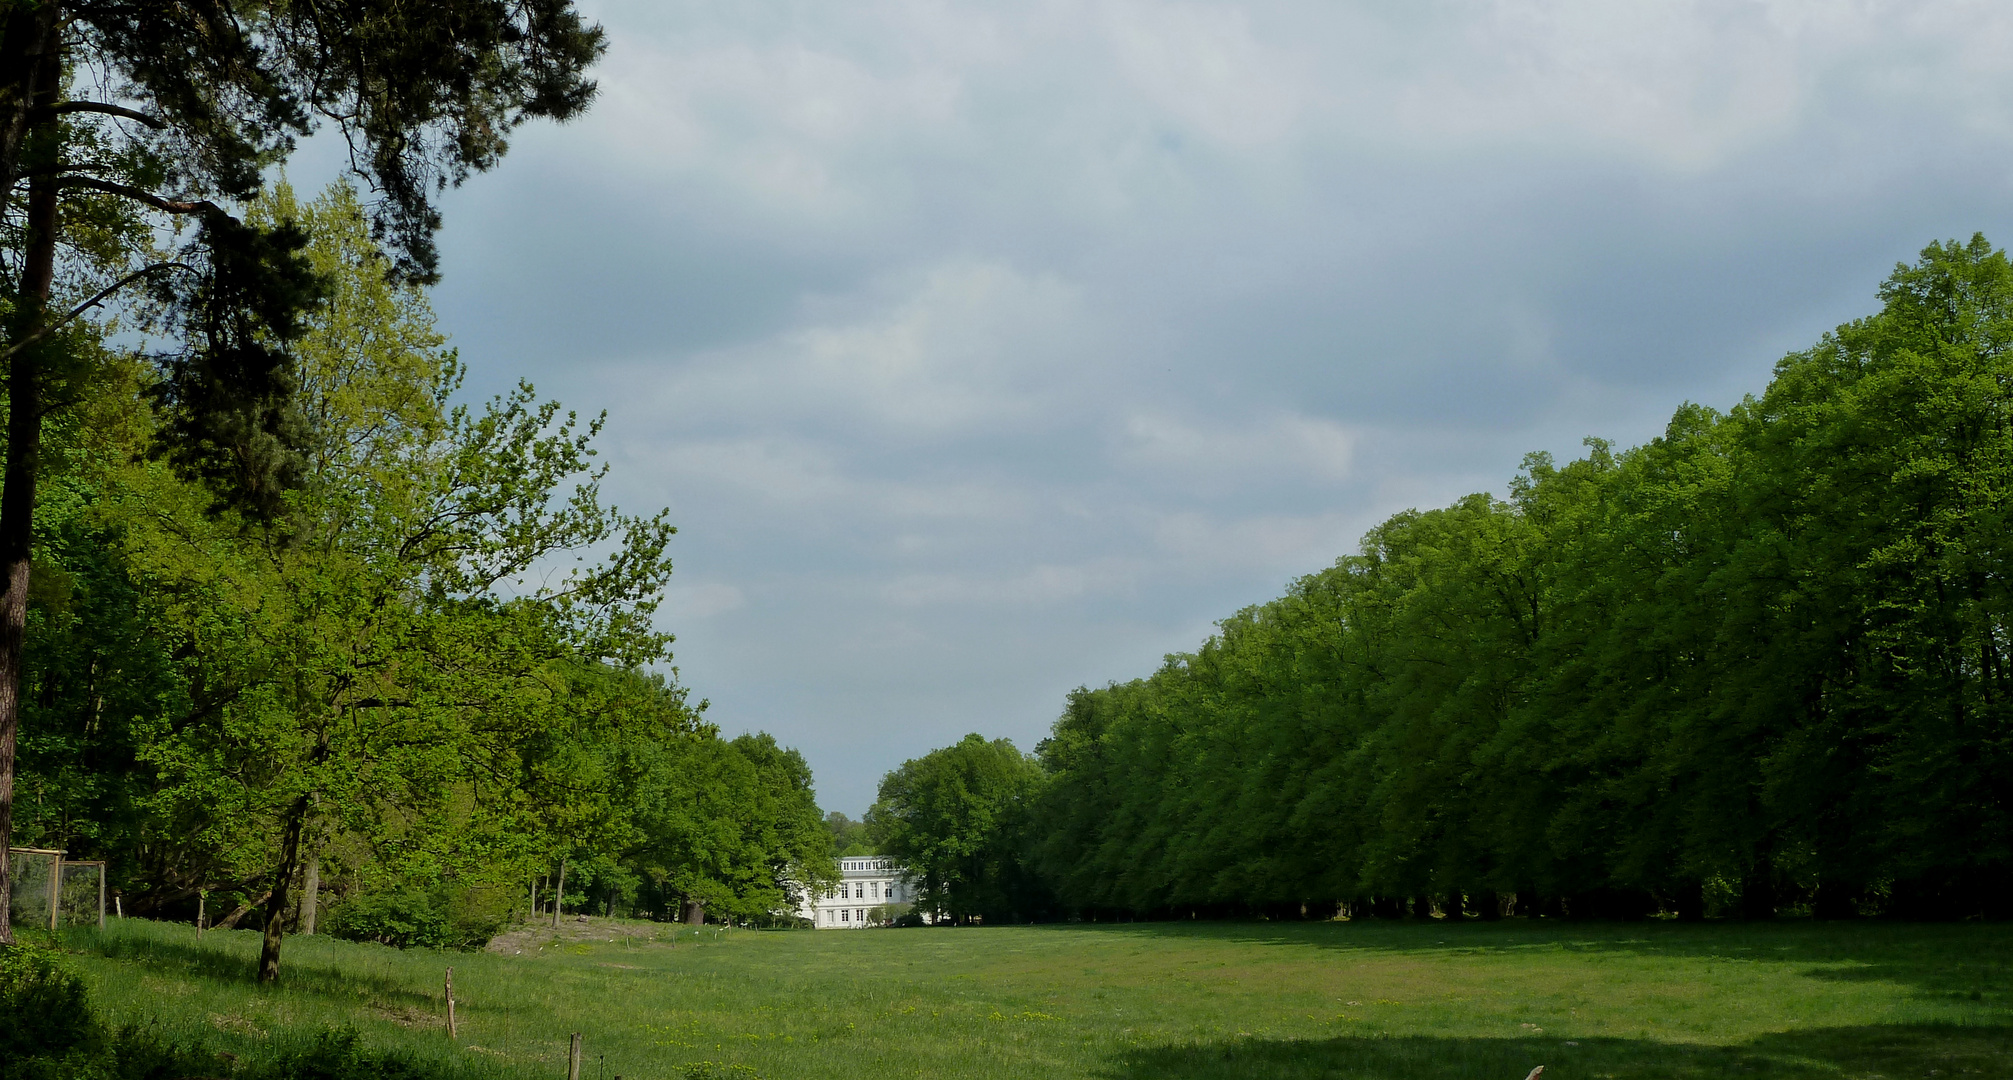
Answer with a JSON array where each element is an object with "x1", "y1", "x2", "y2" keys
[{"x1": 0, "y1": 0, "x2": 607, "y2": 946}]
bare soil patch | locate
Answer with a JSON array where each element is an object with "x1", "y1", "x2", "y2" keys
[{"x1": 484, "y1": 914, "x2": 676, "y2": 955}]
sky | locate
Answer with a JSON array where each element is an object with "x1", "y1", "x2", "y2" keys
[{"x1": 337, "y1": 1, "x2": 2013, "y2": 815}]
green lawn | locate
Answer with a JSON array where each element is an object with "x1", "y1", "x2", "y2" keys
[{"x1": 54, "y1": 916, "x2": 2013, "y2": 1079}]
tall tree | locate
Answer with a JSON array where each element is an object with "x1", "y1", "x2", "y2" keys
[
  {"x1": 97, "y1": 183, "x2": 672, "y2": 983},
  {"x1": 0, "y1": 0, "x2": 605, "y2": 945},
  {"x1": 870, "y1": 734, "x2": 1050, "y2": 924}
]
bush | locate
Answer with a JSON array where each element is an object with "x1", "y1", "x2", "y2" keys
[
  {"x1": 325, "y1": 887, "x2": 452, "y2": 948},
  {"x1": 324, "y1": 884, "x2": 509, "y2": 949},
  {"x1": 867, "y1": 903, "x2": 922, "y2": 928},
  {"x1": 0, "y1": 944, "x2": 220, "y2": 1080},
  {"x1": 0, "y1": 943, "x2": 96, "y2": 1067}
]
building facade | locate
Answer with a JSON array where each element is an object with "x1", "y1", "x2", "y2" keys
[{"x1": 799, "y1": 854, "x2": 917, "y2": 928}]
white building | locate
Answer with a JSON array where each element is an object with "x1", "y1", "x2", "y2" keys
[{"x1": 799, "y1": 854, "x2": 917, "y2": 928}]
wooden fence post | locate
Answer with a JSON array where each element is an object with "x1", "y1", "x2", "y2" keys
[
  {"x1": 47, "y1": 852, "x2": 60, "y2": 931},
  {"x1": 566, "y1": 1032, "x2": 582, "y2": 1080},
  {"x1": 445, "y1": 967, "x2": 457, "y2": 1039}
]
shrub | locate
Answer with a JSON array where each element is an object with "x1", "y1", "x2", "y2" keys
[
  {"x1": 325, "y1": 887, "x2": 453, "y2": 948},
  {"x1": 867, "y1": 902, "x2": 921, "y2": 927},
  {"x1": 0, "y1": 943, "x2": 97, "y2": 1073},
  {"x1": 324, "y1": 884, "x2": 509, "y2": 949}
]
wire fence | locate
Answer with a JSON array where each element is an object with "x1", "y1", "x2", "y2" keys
[{"x1": 7, "y1": 848, "x2": 105, "y2": 930}]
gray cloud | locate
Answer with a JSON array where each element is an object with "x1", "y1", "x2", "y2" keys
[{"x1": 390, "y1": 0, "x2": 2013, "y2": 812}]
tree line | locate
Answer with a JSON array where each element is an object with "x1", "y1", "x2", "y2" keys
[
  {"x1": 13, "y1": 181, "x2": 832, "y2": 964},
  {"x1": 0, "y1": 1, "x2": 837, "y2": 980},
  {"x1": 873, "y1": 237, "x2": 2013, "y2": 924}
]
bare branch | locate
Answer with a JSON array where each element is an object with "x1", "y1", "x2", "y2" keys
[
  {"x1": 42, "y1": 101, "x2": 165, "y2": 129},
  {"x1": 55, "y1": 176, "x2": 219, "y2": 215},
  {"x1": 0, "y1": 260, "x2": 196, "y2": 362}
]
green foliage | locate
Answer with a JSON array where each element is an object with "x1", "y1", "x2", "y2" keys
[
  {"x1": 0, "y1": 945, "x2": 95, "y2": 1069},
  {"x1": 10, "y1": 184, "x2": 822, "y2": 970},
  {"x1": 867, "y1": 902, "x2": 919, "y2": 927},
  {"x1": 1018, "y1": 235, "x2": 2013, "y2": 921},
  {"x1": 322, "y1": 884, "x2": 509, "y2": 951},
  {"x1": 869, "y1": 734, "x2": 1051, "y2": 923},
  {"x1": 0, "y1": 0, "x2": 612, "y2": 949},
  {"x1": 618, "y1": 726, "x2": 835, "y2": 923},
  {"x1": 826, "y1": 812, "x2": 873, "y2": 856}
]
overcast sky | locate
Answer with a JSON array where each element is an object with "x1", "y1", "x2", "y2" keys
[{"x1": 377, "y1": 1, "x2": 2013, "y2": 814}]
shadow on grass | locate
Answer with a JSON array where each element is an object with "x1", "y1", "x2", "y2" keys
[
  {"x1": 75, "y1": 926, "x2": 439, "y2": 1008},
  {"x1": 1100, "y1": 1024, "x2": 2013, "y2": 1080},
  {"x1": 1059, "y1": 919, "x2": 2013, "y2": 1009}
]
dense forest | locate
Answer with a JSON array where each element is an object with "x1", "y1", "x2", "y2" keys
[
  {"x1": 7, "y1": 184, "x2": 832, "y2": 957},
  {"x1": 874, "y1": 236, "x2": 2013, "y2": 924}
]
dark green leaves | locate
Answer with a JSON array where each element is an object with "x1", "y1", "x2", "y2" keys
[
  {"x1": 147, "y1": 210, "x2": 325, "y2": 519},
  {"x1": 1018, "y1": 236, "x2": 2013, "y2": 921}
]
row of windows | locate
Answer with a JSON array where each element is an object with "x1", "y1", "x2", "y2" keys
[
  {"x1": 827, "y1": 881, "x2": 899, "y2": 901},
  {"x1": 842, "y1": 859, "x2": 894, "y2": 871},
  {"x1": 820, "y1": 908, "x2": 876, "y2": 924}
]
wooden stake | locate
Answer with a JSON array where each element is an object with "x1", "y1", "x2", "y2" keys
[
  {"x1": 567, "y1": 1032, "x2": 582, "y2": 1080},
  {"x1": 47, "y1": 852, "x2": 60, "y2": 931},
  {"x1": 445, "y1": 967, "x2": 457, "y2": 1039},
  {"x1": 1524, "y1": 1068, "x2": 1545, "y2": 1080},
  {"x1": 196, "y1": 890, "x2": 206, "y2": 935}
]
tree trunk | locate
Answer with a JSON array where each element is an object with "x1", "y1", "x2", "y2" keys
[
  {"x1": 0, "y1": 6, "x2": 55, "y2": 202},
  {"x1": 257, "y1": 797, "x2": 310, "y2": 984},
  {"x1": 0, "y1": 9, "x2": 61, "y2": 947},
  {"x1": 552, "y1": 858, "x2": 566, "y2": 928},
  {"x1": 298, "y1": 854, "x2": 320, "y2": 935},
  {"x1": 683, "y1": 898, "x2": 704, "y2": 926},
  {"x1": 1742, "y1": 855, "x2": 1777, "y2": 921}
]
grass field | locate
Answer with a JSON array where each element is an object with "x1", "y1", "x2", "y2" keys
[{"x1": 49, "y1": 916, "x2": 2013, "y2": 1079}]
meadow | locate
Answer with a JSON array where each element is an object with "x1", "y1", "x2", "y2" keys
[{"x1": 51, "y1": 916, "x2": 2013, "y2": 1080}]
